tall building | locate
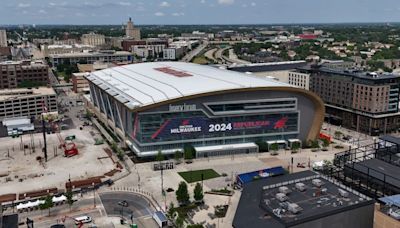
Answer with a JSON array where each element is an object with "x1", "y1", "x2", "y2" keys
[
  {"x1": 0, "y1": 30, "x2": 7, "y2": 47},
  {"x1": 84, "y1": 62, "x2": 324, "y2": 158},
  {"x1": 300, "y1": 65, "x2": 400, "y2": 135},
  {"x1": 0, "y1": 60, "x2": 49, "y2": 89},
  {"x1": 125, "y1": 18, "x2": 141, "y2": 40},
  {"x1": 81, "y1": 33, "x2": 105, "y2": 46}
]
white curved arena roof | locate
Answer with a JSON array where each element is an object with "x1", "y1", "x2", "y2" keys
[{"x1": 85, "y1": 62, "x2": 292, "y2": 110}]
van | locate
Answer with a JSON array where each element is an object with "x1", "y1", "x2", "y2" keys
[{"x1": 74, "y1": 216, "x2": 92, "y2": 225}]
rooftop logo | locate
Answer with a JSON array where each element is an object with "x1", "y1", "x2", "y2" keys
[{"x1": 154, "y1": 67, "x2": 192, "y2": 77}]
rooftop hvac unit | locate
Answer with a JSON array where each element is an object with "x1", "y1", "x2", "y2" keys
[
  {"x1": 279, "y1": 186, "x2": 291, "y2": 194},
  {"x1": 288, "y1": 203, "x2": 303, "y2": 214},
  {"x1": 312, "y1": 179, "x2": 324, "y2": 187},
  {"x1": 295, "y1": 183, "x2": 306, "y2": 192},
  {"x1": 276, "y1": 193, "x2": 288, "y2": 202},
  {"x1": 338, "y1": 189, "x2": 349, "y2": 198}
]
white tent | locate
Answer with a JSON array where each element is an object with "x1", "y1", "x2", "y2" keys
[{"x1": 52, "y1": 195, "x2": 67, "y2": 203}]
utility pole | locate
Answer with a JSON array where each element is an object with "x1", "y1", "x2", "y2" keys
[{"x1": 42, "y1": 117, "x2": 47, "y2": 162}]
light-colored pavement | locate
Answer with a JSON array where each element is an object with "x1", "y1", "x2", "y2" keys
[
  {"x1": 204, "y1": 48, "x2": 218, "y2": 63},
  {"x1": 181, "y1": 41, "x2": 209, "y2": 62},
  {"x1": 228, "y1": 49, "x2": 251, "y2": 65}
]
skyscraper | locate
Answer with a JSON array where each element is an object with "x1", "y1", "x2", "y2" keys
[
  {"x1": 0, "y1": 30, "x2": 7, "y2": 47},
  {"x1": 125, "y1": 17, "x2": 141, "y2": 40}
]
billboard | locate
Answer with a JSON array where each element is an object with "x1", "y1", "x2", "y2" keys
[{"x1": 150, "y1": 114, "x2": 296, "y2": 140}]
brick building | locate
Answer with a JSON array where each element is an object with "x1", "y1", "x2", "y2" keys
[
  {"x1": 300, "y1": 65, "x2": 400, "y2": 135},
  {"x1": 0, "y1": 60, "x2": 49, "y2": 89}
]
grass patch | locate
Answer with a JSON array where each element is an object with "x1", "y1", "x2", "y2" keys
[
  {"x1": 178, "y1": 169, "x2": 220, "y2": 183},
  {"x1": 192, "y1": 56, "x2": 209, "y2": 64}
]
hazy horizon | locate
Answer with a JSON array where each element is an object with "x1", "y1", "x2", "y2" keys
[{"x1": 1, "y1": 0, "x2": 400, "y2": 25}]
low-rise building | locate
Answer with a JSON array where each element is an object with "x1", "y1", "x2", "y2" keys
[
  {"x1": 0, "y1": 87, "x2": 57, "y2": 119},
  {"x1": 49, "y1": 50, "x2": 132, "y2": 67},
  {"x1": 163, "y1": 47, "x2": 186, "y2": 60},
  {"x1": 71, "y1": 72, "x2": 90, "y2": 93},
  {"x1": 233, "y1": 170, "x2": 374, "y2": 228},
  {"x1": 228, "y1": 61, "x2": 310, "y2": 90}
]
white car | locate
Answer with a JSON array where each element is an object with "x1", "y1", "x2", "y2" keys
[{"x1": 74, "y1": 216, "x2": 92, "y2": 225}]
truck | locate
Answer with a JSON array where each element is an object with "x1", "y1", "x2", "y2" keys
[{"x1": 152, "y1": 211, "x2": 168, "y2": 228}]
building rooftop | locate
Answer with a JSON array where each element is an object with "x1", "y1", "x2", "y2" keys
[
  {"x1": 50, "y1": 51, "x2": 131, "y2": 58},
  {"x1": 233, "y1": 171, "x2": 374, "y2": 228},
  {"x1": 85, "y1": 62, "x2": 292, "y2": 110},
  {"x1": 0, "y1": 87, "x2": 56, "y2": 101},
  {"x1": 300, "y1": 65, "x2": 400, "y2": 80},
  {"x1": 228, "y1": 61, "x2": 307, "y2": 73}
]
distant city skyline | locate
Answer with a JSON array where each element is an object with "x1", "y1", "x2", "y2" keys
[{"x1": 1, "y1": 0, "x2": 400, "y2": 25}]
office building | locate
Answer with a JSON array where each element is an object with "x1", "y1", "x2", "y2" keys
[
  {"x1": 163, "y1": 47, "x2": 185, "y2": 60},
  {"x1": 81, "y1": 33, "x2": 105, "y2": 46},
  {"x1": 49, "y1": 50, "x2": 132, "y2": 67},
  {"x1": 0, "y1": 87, "x2": 57, "y2": 119},
  {"x1": 0, "y1": 60, "x2": 49, "y2": 89},
  {"x1": 125, "y1": 18, "x2": 141, "y2": 40},
  {"x1": 300, "y1": 65, "x2": 400, "y2": 135},
  {"x1": 84, "y1": 62, "x2": 324, "y2": 157},
  {"x1": 228, "y1": 61, "x2": 310, "y2": 90},
  {"x1": 233, "y1": 170, "x2": 375, "y2": 228},
  {"x1": 0, "y1": 30, "x2": 7, "y2": 47}
]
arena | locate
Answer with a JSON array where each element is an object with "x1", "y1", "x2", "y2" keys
[{"x1": 84, "y1": 62, "x2": 324, "y2": 157}]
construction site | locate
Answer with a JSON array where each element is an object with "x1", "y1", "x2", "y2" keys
[{"x1": 0, "y1": 121, "x2": 121, "y2": 198}]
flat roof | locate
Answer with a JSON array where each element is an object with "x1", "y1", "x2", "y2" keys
[
  {"x1": 228, "y1": 61, "x2": 307, "y2": 73},
  {"x1": 233, "y1": 171, "x2": 374, "y2": 228},
  {"x1": 0, "y1": 87, "x2": 56, "y2": 101},
  {"x1": 379, "y1": 194, "x2": 400, "y2": 208},
  {"x1": 379, "y1": 135, "x2": 400, "y2": 145},
  {"x1": 301, "y1": 65, "x2": 400, "y2": 80},
  {"x1": 345, "y1": 158, "x2": 400, "y2": 189},
  {"x1": 85, "y1": 62, "x2": 292, "y2": 110},
  {"x1": 50, "y1": 51, "x2": 131, "y2": 58}
]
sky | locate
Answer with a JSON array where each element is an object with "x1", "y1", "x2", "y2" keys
[{"x1": 1, "y1": 0, "x2": 400, "y2": 25}]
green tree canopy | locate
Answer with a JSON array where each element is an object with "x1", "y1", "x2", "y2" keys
[
  {"x1": 176, "y1": 181, "x2": 190, "y2": 205},
  {"x1": 193, "y1": 182, "x2": 204, "y2": 202}
]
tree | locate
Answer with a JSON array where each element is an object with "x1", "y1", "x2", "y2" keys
[
  {"x1": 167, "y1": 202, "x2": 175, "y2": 218},
  {"x1": 184, "y1": 144, "x2": 195, "y2": 160},
  {"x1": 193, "y1": 182, "x2": 204, "y2": 203},
  {"x1": 269, "y1": 143, "x2": 279, "y2": 155},
  {"x1": 255, "y1": 140, "x2": 268, "y2": 152},
  {"x1": 176, "y1": 216, "x2": 184, "y2": 228},
  {"x1": 321, "y1": 138, "x2": 330, "y2": 148},
  {"x1": 308, "y1": 140, "x2": 320, "y2": 149},
  {"x1": 174, "y1": 151, "x2": 182, "y2": 164},
  {"x1": 176, "y1": 181, "x2": 190, "y2": 206},
  {"x1": 66, "y1": 190, "x2": 74, "y2": 212},
  {"x1": 156, "y1": 150, "x2": 165, "y2": 162},
  {"x1": 291, "y1": 142, "x2": 301, "y2": 153},
  {"x1": 39, "y1": 195, "x2": 54, "y2": 216},
  {"x1": 334, "y1": 131, "x2": 343, "y2": 139}
]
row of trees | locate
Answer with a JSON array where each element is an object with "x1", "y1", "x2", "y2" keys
[
  {"x1": 39, "y1": 190, "x2": 74, "y2": 216},
  {"x1": 175, "y1": 181, "x2": 203, "y2": 206}
]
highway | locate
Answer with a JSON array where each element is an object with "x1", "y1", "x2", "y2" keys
[{"x1": 181, "y1": 41, "x2": 208, "y2": 62}]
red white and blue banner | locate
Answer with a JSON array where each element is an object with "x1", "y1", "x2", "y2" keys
[{"x1": 150, "y1": 115, "x2": 293, "y2": 140}]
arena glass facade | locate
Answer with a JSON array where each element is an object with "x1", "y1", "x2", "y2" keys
[{"x1": 87, "y1": 81, "x2": 324, "y2": 157}]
